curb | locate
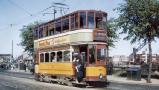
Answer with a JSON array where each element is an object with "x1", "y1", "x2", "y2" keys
[
  {"x1": 6, "y1": 70, "x2": 32, "y2": 74},
  {"x1": 108, "y1": 79, "x2": 159, "y2": 87}
]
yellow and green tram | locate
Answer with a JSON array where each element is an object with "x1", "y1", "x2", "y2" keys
[{"x1": 33, "y1": 10, "x2": 108, "y2": 86}]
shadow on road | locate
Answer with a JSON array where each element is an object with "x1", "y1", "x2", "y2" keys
[{"x1": 73, "y1": 82, "x2": 109, "y2": 88}]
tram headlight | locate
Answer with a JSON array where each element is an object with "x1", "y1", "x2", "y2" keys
[{"x1": 99, "y1": 73, "x2": 103, "y2": 79}]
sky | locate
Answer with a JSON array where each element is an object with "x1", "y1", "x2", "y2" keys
[{"x1": 0, "y1": 0, "x2": 159, "y2": 58}]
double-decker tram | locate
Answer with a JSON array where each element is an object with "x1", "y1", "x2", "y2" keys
[{"x1": 33, "y1": 10, "x2": 108, "y2": 86}]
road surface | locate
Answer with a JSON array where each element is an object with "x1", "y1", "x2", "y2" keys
[
  {"x1": 0, "y1": 70, "x2": 108, "y2": 90},
  {"x1": 0, "y1": 69, "x2": 159, "y2": 90}
]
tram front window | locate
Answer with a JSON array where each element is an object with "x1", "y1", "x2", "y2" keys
[
  {"x1": 97, "y1": 48, "x2": 106, "y2": 61},
  {"x1": 88, "y1": 12, "x2": 94, "y2": 29},
  {"x1": 95, "y1": 12, "x2": 103, "y2": 29},
  {"x1": 89, "y1": 45, "x2": 95, "y2": 64},
  {"x1": 103, "y1": 14, "x2": 107, "y2": 29}
]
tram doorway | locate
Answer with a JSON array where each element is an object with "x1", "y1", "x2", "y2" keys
[
  {"x1": 79, "y1": 45, "x2": 88, "y2": 81},
  {"x1": 79, "y1": 45, "x2": 87, "y2": 65},
  {"x1": 72, "y1": 45, "x2": 88, "y2": 82}
]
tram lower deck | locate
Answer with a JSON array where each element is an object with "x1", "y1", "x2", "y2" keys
[{"x1": 34, "y1": 44, "x2": 107, "y2": 86}]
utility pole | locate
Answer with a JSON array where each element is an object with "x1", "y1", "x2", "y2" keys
[
  {"x1": 10, "y1": 23, "x2": 14, "y2": 64},
  {"x1": 12, "y1": 40, "x2": 14, "y2": 62}
]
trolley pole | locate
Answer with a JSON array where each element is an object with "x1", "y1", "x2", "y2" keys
[{"x1": 53, "y1": 8, "x2": 56, "y2": 20}]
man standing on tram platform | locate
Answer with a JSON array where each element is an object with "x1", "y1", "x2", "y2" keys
[{"x1": 73, "y1": 52, "x2": 84, "y2": 82}]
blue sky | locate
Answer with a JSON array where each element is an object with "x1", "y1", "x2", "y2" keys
[{"x1": 0, "y1": 0, "x2": 159, "y2": 57}]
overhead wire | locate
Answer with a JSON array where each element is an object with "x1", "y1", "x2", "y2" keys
[
  {"x1": 0, "y1": 0, "x2": 69, "y2": 31},
  {"x1": 7, "y1": 0, "x2": 32, "y2": 16},
  {"x1": 0, "y1": 4, "x2": 52, "y2": 30}
]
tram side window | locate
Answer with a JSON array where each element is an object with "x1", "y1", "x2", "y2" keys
[
  {"x1": 40, "y1": 53, "x2": 44, "y2": 63},
  {"x1": 46, "y1": 30, "x2": 48, "y2": 37},
  {"x1": 89, "y1": 45, "x2": 95, "y2": 64},
  {"x1": 95, "y1": 12, "x2": 103, "y2": 29},
  {"x1": 57, "y1": 51, "x2": 62, "y2": 62},
  {"x1": 62, "y1": 17, "x2": 69, "y2": 32},
  {"x1": 71, "y1": 14, "x2": 75, "y2": 30},
  {"x1": 34, "y1": 29, "x2": 38, "y2": 39},
  {"x1": 80, "y1": 12, "x2": 86, "y2": 28},
  {"x1": 97, "y1": 48, "x2": 106, "y2": 61},
  {"x1": 45, "y1": 53, "x2": 49, "y2": 62},
  {"x1": 75, "y1": 13, "x2": 79, "y2": 29},
  {"x1": 55, "y1": 20, "x2": 61, "y2": 34},
  {"x1": 45, "y1": 26, "x2": 49, "y2": 37},
  {"x1": 39, "y1": 28, "x2": 43, "y2": 38},
  {"x1": 49, "y1": 28, "x2": 54, "y2": 36},
  {"x1": 49, "y1": 22, "x2": 55, "y2": 36},
  {"x1": 88, "y1": 12, "x2": 95, "y2": 29},
  {"x1": 51, "y1": 52, "x2": 56, "y2": 62},
  {"x1": 71, "y1": 13, "x2": 78, "y2": 30},
  {"x1": 64, "y1": 51, "x2": 70, "y2": 62}
]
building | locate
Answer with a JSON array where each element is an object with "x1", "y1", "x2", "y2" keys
[
  {"x1": 112, "y1": 55, "x2": 129, "y2": 67},
  {"x1": 0, "y1": 54, "x2": 12, "y2": 63},
  {"x1": 129, "y1": 53, "x2": 159, "y2": 64},
  {"x1": 15, "y1": 52, "x2": 33, "y2": 70},
  {"x1": 0, "y1": 54, "x2": 12, "y2": 69}
]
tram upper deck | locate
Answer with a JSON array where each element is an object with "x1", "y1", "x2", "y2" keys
[
  {"x1": 33, "y1": 10, "x2": 107, "y2": 40},
  {"x1": 33, "y1": 10, "x2": 107, "y2": 49}
]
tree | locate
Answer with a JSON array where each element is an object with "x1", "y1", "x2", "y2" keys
[
  {"x1": 106, "y1": 18, "x2": 119, "y2": 73},
  {"x1": 115, "y1": 0, "x2": 159, "y2": 83},
  {"x1": 20, "y1": 23, "x2": 38, "y2": 56},
  {"x1": 107, "y1": 18, "x2": 119, "y2": 48},
  {"x1": 106, "y1": 18, "x2": 119, "y2": 62}
]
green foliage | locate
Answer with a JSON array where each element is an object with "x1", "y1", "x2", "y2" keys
[
  {"x1": 20, "y1": 23, "x2": 37, "y2": 55},
  {"x1": 115, "y1": 0, "x2": 159, "y2": 83},
  {"x1": 107, "y1": 18, "x2": 119, "y2": 47},
  {"x1": 115, "y1": 0, "x2": 159, "y2": 44}
]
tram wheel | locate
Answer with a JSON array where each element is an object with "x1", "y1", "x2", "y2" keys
[
  {"x1": 34, "y1": 73, "x2": 40, "y2": 81},
  {"x1": 39, "y1": 74, "x2": 45, "y2": 82}
]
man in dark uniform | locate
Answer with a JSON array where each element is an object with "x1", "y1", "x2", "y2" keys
[{"x1": 73, "y1": 53, "x2": 84, "y2": 83}]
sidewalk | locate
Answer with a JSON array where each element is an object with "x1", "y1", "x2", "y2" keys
[
  {"x1": 8, "y1": 69, "x2": 31, "y2": 74},
  {"x1": 107, "y1": 75, "x2": 159, "y2": 86}
]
